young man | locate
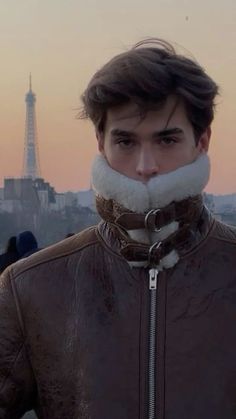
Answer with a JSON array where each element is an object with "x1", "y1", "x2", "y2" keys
[{"x1": 1, "y1": 39, "x2": 236, "y2": 419}]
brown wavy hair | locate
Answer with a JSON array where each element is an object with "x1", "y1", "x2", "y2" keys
[{"x1": 80, "y1": 38, "x2": 219, "y2": 141}]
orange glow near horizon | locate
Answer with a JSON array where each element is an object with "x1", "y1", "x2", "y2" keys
[{"x1": 1, "y1": 1, "x2": 236, "y2": 195}]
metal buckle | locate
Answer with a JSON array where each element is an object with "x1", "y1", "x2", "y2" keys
[
  {"x1": 144, "y1": 209, "x2": 162, "y2": 232},
  {"x1": 148, "y1": 241, "x2": 162, "y2": 265}
]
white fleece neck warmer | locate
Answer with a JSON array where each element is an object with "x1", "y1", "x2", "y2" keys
[{"x1": 92, "y1": 154, "x2": 210, "y2": 269}]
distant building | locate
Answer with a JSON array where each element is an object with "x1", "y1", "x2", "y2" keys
[
  {"x1": 0, "y1": 188, "x2": 4, "y2": 212},
  {"x1": 34, "y1": 178, "x2": 56, "y2": 210},
  {"x1": 51, "y1": 193, "x2": 66, "y2": 212},
  {"x1": 65, "y1": 191, "x2": 77, "y2": 208},
  {"x1": 77, "y1": 189, "x2": 95, "y2": 210},
  {"x1": 1, "y1": 177, "x2": 58, "y2": 213},
  {"x1": 3, "y1": 178, "x2": 39, "y2": 213},
  {"x1": 213, "y1": 194, "x2": 236, "y2": 213},
  {"x1": 0, "y1": 179, "x2": 98, "y2": 214}
]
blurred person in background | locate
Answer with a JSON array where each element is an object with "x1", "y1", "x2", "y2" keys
[
  {"x1": 16, "y1": 230, "x2": 39, "y2": 259},
  {"x1": 0, "y1": 236, "x2": 19, "y2": 274},
  {"x1": 1, "y1": 38, "x2": 236, "y2": 419}
]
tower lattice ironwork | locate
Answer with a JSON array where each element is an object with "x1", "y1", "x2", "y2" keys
[{"x1": 22, "y1": 75, "x2": 41, "y2": 179}]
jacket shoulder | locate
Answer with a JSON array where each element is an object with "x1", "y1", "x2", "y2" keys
[
  {"x1": 9, "y1": 226, "x2": 99, "y2": 277},
  {"x1": 210, "y1": 219, "x2": 236, "y2": 244}
]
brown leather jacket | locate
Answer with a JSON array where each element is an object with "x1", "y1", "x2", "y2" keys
[{"x1": 1, "y1": 208, "x2": 236, "y2": 418}]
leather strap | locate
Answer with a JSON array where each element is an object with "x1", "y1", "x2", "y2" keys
[
  {"x1": 96, "y1": 195, "x2": 203, "y2": 231},
  {"x1": 119, "y1": 225, "x2": 190, "y2": 265},
  {"x1": 96, "y1": 194, "x2": 205, "y2": 265}
]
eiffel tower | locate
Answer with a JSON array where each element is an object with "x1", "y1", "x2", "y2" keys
[{"x1": 22, "y1": 75, "x2": 41, "y2": 179}]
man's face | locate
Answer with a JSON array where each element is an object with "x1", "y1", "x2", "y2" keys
[{"x1": 97, "y1": 96, "x2": 211, "y2": 183}]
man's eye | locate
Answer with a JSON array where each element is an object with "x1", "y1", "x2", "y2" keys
[
  {"x1": 160, "y1": 137, "x2": 177, "y2": 145},
  {"x1": 117, "y1": 139, "x2": 134, "y2": 148}
]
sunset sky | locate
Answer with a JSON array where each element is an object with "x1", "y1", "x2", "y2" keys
[{"x1": 1, "y1": 0, "x2": 236, "y2": 194}]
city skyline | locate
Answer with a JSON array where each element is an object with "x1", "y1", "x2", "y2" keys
[{"x1": 0, "y1": 0, "x2": 236, "y2": 194}]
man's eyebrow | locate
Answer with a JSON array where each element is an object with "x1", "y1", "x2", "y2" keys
[
  {"x1": 110, "y1": 127, "x2": 183, "y2": 138},
  {"x1": 110, "y1": 128, "x2": 183, "y2": 137},
  {"x1": 110, "y1": 128, "x2": 136, "y2": 138},
  {"x1": 153, "y1": 128, "x2": 184, "y2": 137}
]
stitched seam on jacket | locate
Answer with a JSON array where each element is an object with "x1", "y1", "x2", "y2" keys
[
  {"x1": 10, "y1": 273, "x2": 25, "y2": 335},
  {"x1": 0, "y1": 341, "x2": 25, "y2": 395},
  {"x1": 11, "y1": 236, "x2": 99, "y2": 279},
  {"x1": 8, "y1": 271, "x2": 39, "y2": 409},
  {"x1": 0, "y1": 342, "x2": 37, "y2": 413},
  {"x1": 0, "y1": 268, "x2": 30, "y2": 409},
  {"x1": 180, "y1": 217, "x2": 216, "y2": 259},
  {"x1": 209, "y1": 235, "x2": 236, "y2": 245},
  {"x1": 95, "y1": 224, "x2": 145, "y2": 289},
  {"x1": 96, "y1": 219, "x2": 218, "y2": 263},
  {"x1": 95, "y1": 223, "x2": 127, "y2": 260}
]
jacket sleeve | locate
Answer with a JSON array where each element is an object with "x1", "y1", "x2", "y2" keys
[{"x1": 0, "y1": 268, "x2": 37, "y2": 418}]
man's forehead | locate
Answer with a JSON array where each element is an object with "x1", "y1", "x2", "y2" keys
[
  {"x1": 107, "y1": 103, "x2": 145, "y2": 123},
  {"x1": 106, "y1": 97, "x2": 186, "y2": 130}
]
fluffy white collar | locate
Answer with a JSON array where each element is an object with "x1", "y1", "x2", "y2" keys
[
  {"x1": 92, "y1": 153, "x2": 210, "y2": 270},
  {"x1": 92, "y1": 153, "x2": 210, "y2": 212}
]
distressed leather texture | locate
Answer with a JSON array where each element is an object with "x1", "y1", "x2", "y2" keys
[{"x1": 1, "y1": 213, "x2": 236, "y2": 418}]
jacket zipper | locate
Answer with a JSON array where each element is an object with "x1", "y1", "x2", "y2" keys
[{"x1": 148, "y1": 267, "x2": 159, "y2": 419}]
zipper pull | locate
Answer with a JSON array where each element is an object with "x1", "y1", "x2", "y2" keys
[{"x1": 149, "y1": 268, "x2": 159, "y2": 290}]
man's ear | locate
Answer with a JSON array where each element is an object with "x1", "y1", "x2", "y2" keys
[
  {"x1": 198, "y1": 126, "x2": 211, "y2": 152},
  {"x1": 96, "y1": 131, "x2": 105, "y2": 155}
]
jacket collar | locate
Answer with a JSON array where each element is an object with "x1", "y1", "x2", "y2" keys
[{"x1": 92, "y1": 154, "x2": 213, "y2": 270}]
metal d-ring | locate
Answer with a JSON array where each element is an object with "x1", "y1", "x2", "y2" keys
[
  {"x1": 144, "y1": 208, "x2": 162, "y2": 232},
  {"x1": 148, "y1": 241, "x2": 162, "y2": 265}
]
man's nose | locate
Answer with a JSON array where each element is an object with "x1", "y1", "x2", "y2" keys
[{"x1": 136, "y1": 149, "x2": 159, "y2": 182}]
